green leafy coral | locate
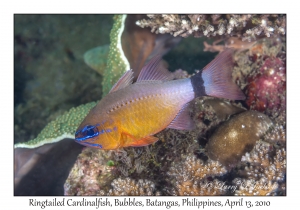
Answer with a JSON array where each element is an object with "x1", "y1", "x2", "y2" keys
[
  {"x1": 14, "y1": 102, "x2": 97, "y2": 148},
  {"x1": 102, "y1": 14, "x2": 130, "y2": 96},
  {"x1": 14, "y1": 14, "x2": 129, "y2": 149},
  {"x1": 83, "y1": 44, "x2": 110, "y2": 75}
]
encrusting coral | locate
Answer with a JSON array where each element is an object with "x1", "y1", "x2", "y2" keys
[
  {"x1": 64, "y1": 147, "x2": 164, "y2": 196},
  {"x1": 206, "y1": 111, "x2": 272, "y2": 166},
  {"x1": 64, "y1": 148, "x2": 118, "y2": 196},
  {"x1": 203, "y1": 99, "x2": 245, "y2": 121},
  {"x1": 136, "y1": 15, "x2": 286, "y2": 41}
]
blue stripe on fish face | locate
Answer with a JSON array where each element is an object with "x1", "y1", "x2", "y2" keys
[
  {"x1": 75, "y1": 124, "x2": 102, "y2": 141},
  {"x1": 75, "y1": 124, "x2": 115, "y2": 142}
]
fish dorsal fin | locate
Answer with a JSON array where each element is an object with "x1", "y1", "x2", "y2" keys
[
  {"x1": 109, "y1": 70, "x2": 134, "y2": 93},
  {"x1": 136, "y1": 55, "x2": 174, "y2": 82},
  {"x1": 167, "y1": 103, "x2": 195, "y2": 130}
]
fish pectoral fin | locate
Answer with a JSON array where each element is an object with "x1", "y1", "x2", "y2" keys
[
  {"x1": 128, "y1": 136, "x2": 159, "y2": 147},
  {"x1": 122, "y1": 132, "x2": 159, "y2": 147}
]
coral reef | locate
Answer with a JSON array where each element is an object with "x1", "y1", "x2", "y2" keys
[
  {"x1": 14, "y1": 14, "x2": 286, "y2": 196},
  {"x1": 63, "y1": 101, "x2": 286, "y2": 196},
  {"x1": 166, "y1": 155, "x2": 227, "y2": 195},
  {"x1": 232, "y1": 37, "x2": 286, "y2": 125},
  {"x1": 239, "y1": 142, "x2": 286, "y2": 183},
  {"x1": 136, "y1": 15, "x2": 286, "y2": 41},
  {"x1": 101, "y1": 178, "x2": 160, "y2": 196},
  {"x1": 64, "y1": 148, "x2": 162, "y2": 196},
  {"x1": 263, "y1": 123, "x2": 286, "y2": 145},
  {"x1": 233, "y1": 178, "x2": 279, "y2": 196},
  {"x1": 206, "y1": 111, "x2": 272, "y2": 166},
  {"x1": 233, "y1": 141, "x2": 286, "y2": 195},
  {"x1": 64, "y1": 42, "x2": 287, "y2": 194},
  {"x1": 64, "y1": 148, "x2": 118, "y2": 196}
]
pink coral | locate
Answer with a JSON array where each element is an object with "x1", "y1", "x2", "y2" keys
[{"x1": 245, "y1": 56, "x2": 286, "y2": 115}]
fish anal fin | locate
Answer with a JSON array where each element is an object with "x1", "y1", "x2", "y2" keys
[
  {"x1": 136, "y1": 55, "x2": 174, "y2": 82},
  {"x1": 167, "y1": 103, "x2": 195, "y2": 130},
  {"x1": 122, "y1": 132, "x2": 159, "y2": 147},
  {"x1": 109, "y1": 70, "x2": 134, "y2": 93}
]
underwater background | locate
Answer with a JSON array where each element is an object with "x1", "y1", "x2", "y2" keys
[{"x1": 14, "y1": 14, "x2": 286, "y2": 196}]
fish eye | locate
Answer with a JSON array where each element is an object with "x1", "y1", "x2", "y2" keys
[
  {"x1": 86, "y1": 128, "x2": 95, "y2": 136},
  {"x1": 75, "y1": 124, "x2": 99, "y2": 141}
]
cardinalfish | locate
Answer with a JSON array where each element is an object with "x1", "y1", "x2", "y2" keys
[{"x1": 75, "y1": 49, "x2": 245, "y2": 150}]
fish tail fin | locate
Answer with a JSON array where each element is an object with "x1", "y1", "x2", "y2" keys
[{"x1": 190, "y1": 49, "x2": 245, "y2": 100}]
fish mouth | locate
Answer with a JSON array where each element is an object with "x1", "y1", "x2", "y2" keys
[{"x1": 75, "y1": 140, "x2": 103, "y2": 149}]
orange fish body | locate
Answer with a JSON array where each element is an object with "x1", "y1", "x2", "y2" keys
[{"x1": 75, "y1": 50, "x2": 245, "y2": 150}]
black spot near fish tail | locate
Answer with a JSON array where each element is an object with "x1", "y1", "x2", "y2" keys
[{"x1": 190, "y1": 71, "x2": 206, "y2": 98}]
